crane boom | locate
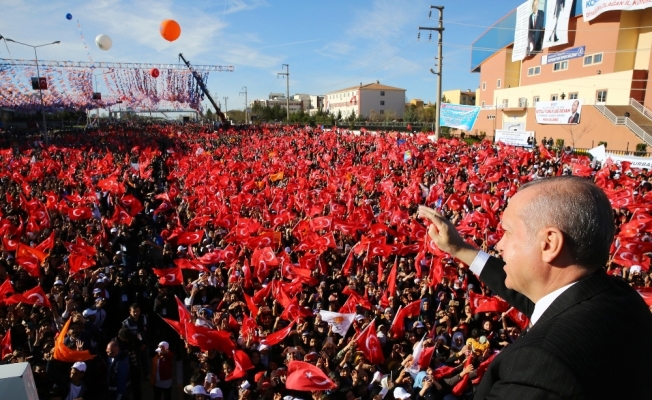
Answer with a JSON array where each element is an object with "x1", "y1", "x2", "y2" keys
[{"x1": 178, "y1": 53, "x2": 229, "y2": 126}]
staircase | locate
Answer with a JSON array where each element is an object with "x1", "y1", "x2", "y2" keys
[{"x1": 594, "y1": 100, "x2": 652, "y2": 146}]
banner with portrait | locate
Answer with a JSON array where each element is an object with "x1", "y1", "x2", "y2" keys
[
  {"x1": 542, "y1": 0, "x2": 573, "y2": 49},
  {"x1": 583, "y1": 0, "x2": 652, "y2": 23},
  {"x1": 439, "y1": 103, "x2": 481, "y2": 130},
  {"x1": 535, "y1": 99, "x2": 583, "y2": 124},
  {"x1": 513, "y1": 0, "x2": 547, "y2": 61},
  {"x1": 495, "y1": 130, "x2": 535, "y2": 147}
]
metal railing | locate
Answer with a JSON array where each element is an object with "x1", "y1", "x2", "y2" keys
[
  {"x1": 594, "y1": 104, "x2": 625, "y2": 124},
  {"x1": 629, "y1": 98, "x2": 652, "y2": 122},
  {"x1": 624, "y1": 118, "x2": 652, "y2": 147}
]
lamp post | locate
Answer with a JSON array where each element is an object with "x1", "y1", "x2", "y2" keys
[{"x1": 5, "y1": 38, "x2": 60, "y2": 144}]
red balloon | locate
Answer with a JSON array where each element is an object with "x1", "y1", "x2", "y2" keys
[
  {"x1": 150, "y1": 68, "x2": 160, "y2": 78},
  {"x1": 160, "y1": 20, "x2": 181, "y2": 42}
]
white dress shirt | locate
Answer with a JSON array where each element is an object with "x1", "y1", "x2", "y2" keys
[{"x1": 469, "y1": 251, "x2": 577, "y2": 326}]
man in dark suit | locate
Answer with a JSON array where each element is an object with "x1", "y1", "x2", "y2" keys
[
  {"x1": 527, "y1": 0, "x2": 545, "y2": 56},
  {"x1": 418, "y1": 176, "x2": 652, "y2": 399},
  {"x1": 567, "y1": 100, "x2": 580, "y2": 123}
]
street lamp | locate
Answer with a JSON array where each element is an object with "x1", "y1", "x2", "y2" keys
[{"x1": 5, "y1": 38, "x2": 60, "y2": 144}]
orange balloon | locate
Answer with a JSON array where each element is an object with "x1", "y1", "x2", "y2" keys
[{"x1": 160, "y1": 19, "x2": 181, "y2": 42}]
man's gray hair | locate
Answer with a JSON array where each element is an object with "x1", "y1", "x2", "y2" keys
[{"x1": 519, "y1": 176, "x2": 615, "y2": 269}]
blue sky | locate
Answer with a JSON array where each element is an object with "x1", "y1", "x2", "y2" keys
[{"x1": 0, "y1": 0, "x2": 519, "y2": 111}]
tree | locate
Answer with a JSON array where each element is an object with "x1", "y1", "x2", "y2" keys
[
  {"x1": 336, "y1": 110, "x2": 343, "y2": 121},
  {"x1": 562, "y1": 121, "x2": 595, "y2": 148},
  {"x1": 205, "y1": 109, "x2": 214, "y2": 121}
]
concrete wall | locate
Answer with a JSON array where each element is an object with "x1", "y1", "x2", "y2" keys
[{"x1": 359, "y1": 89, "x2": 405, "y2": 119}]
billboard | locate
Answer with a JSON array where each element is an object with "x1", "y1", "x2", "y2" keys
[
  {"x1": 541, "y1": 46, "x2": 585, "y2": 65},
  {"x1": 513, "y1": 0, "x2": 547, "y2": 61},
  {"x1": 439, "y1": 103, "x2": 481, "y2": 130},
  {"x1": 543, "y1": 0, "x2": 573, "y2": 49},
  {"x1": 583, "y1": 0, "x2": 652, "y2": 22},
  {"x1": 495, "y1": 130, "x2": 534, "y2": 147},
  {"x1": 535, "y1": 99, "x2": 582, "y2": 124}
]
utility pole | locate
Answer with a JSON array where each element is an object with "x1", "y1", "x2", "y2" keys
[
  {"x1": 223, "y1": 97, "x2": 228, "y2": 113},
  {"x1": 278, "y1": 64, "x2": 289, "y2": 123},
  {"x1": 240, "y1": 86, "x2": 248, "y2": 124},
  {"x1": 419, "y1": 6, "x2": 444, "y2": 140}
]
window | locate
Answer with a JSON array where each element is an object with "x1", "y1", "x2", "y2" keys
[
  {"x1": 380, "y1": 110, "x2": 385, "y2": 114},
  {"x1": 527, "y1": 66, "x2": 541, "y2": 76},
  {"x1": 584, "y1": 53, "x2": 603, "y2": 66},
  {"x1": 551, "y1": 94, "x2": 558, "y2": 101},
  {"x1": 380, "y1": 91, "x2": 385, "y2": 96},
  {"x1": 569, "y1": 92, "x2": 578, "y2": 100},
  {"x1": 482, "y1": 82, "x2": 486, "y2": 91},
  {"x1": 380, "y1": 101, "x2": 385, "y2": 106},
  {"x1": 533, "y1": 96, "x2": 540, "y2": 104},
  {"x1": 596, "y1": 90, "x2": 607, "y2": 103},
  {"x1": 481, "y1": 101, "x2": 485, "y2": 106},
  {"x1": 497, "y1": 79, "x2": 502, "y2": 88},
  {"x1": 501, "y1": 99, "x2": 508, "y2": 108},
  {"x1": 553, "y1": 61, "x2": 568, "y2": 71},
  {"x1": 518, "y1": 97, "x2": 527, "y2": 107}
]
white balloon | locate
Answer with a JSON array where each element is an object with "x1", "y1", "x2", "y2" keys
[{"x1": 95, "y1": 34, "x2": 112, "y2": 51}]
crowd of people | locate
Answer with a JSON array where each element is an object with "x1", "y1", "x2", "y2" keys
[{"x1": 0, "y1": 122, "x2": 650, "y2": 400}]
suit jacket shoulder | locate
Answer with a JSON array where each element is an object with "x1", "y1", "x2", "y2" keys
[{"x1": 475, "y1": 269, "x2": 652, "y2": 400}]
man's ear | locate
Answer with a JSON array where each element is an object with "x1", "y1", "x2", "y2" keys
[{"x1": 540, "y1": 227, "x2": 564, "y2": 264}]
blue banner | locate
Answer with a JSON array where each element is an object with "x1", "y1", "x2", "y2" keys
[
  {"x1": 541, "y1": 46, "x2": 585, "y2": 65},
  {"x1": 439, "y1": 103, "x2": 481, "y2": 130}
]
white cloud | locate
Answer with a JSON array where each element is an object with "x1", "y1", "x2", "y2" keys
[{"x1": 316, "y1": 41, "x2": 354, "y2": 59}]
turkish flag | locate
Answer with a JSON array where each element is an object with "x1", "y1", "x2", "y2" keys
[
  {"x1": 389, "y1": 300, "x2": 421, "y2": 338},
  {"x1": 247, "y1": 231, "x2": 281, "y2": 249},
  {"x1": 152, "y1": 267, "x2": 183, "y2": 286},
  {"x1": 310, "y1": 216, "x2": 332, "y2": 231},
  {"x1": 16, "y1": 243, "x2": 47, "y2": 265},
  {"x1": 2, "y1": 237, "x2": 19, "y2": 252},
  {"x1": 68, "y1": 207, "x2": 93, "y2": 220},
  {"x1": 469, "y1": 292, "x2": 510, "y2": 314},
  {"x1": 68, "y1": 254, "x2": 96, "y2": 274},
  {"x1": 64, "y1": 241, "x2": 96, "y2": 258},
  {"x1": 185, "y1": 323, "x2": 235, "y2": 354},
  {"x1": 16, "y1": 256, "x2": 40, "y2": 278},
  {"x1": 111, "y1": 204, "x2": 134, "y2": 226},
  {"x1": 261, "y1": 318, "x2": 297, "y2": 346},
  {"x1": 35, "y1": 231, "x2": 55, "y2": 253},
  {"x1": 252, "y1": 246, "x2": 279, "y2": 282},
  {"x1": 355, "y1": 319, "x2": 384, "y2": 364},
  {"x1": 225, "y1": 350, "x2": 255, "y2": 381},
  {"x1": 571, "y1": 163, "x2": 593, "y2": 177},
  {"x1": 0, "y1": 279, "x2": 15, "y2": 303},
  {"x1": 433, "y1": 365, "x2": 457, "y2": 379},
  {"x1": 176, "y1": 296, "x2": 192, "y2": 327},
  {"x1": 53, "y1": 318, "x2": 95, "y2": 362},
  {"x1": 18, "y1": 286, "x2": 51, "y2": 308},
  {"x1": 120, "y1": 194, "x2": 144, "y2": 216},
  {"x1": 173, "y1": 258, "x2": 208, "y2": 273},
  {"x1": 605, "y1": 188, "x2": 634, "y2": 208},
  {"x1": 279, "y1": 299, "x2": 313, "y2": 321},
  {"x1": 342, "y1": 286, "x2": 372, "y2": 310},
  {"x1": 243, "y1": 292, "x2": 259, "y2": 318},
  {"x1": 285, "y1": 361, "x2": 336, "y2": 391},
  {"x1": 472, "y1": 353, "x2": 498, "y2": 385},
  {"x1": 504, "y1": 307, "x2": 530, "y2": 330},
  {"x1": 636, "y1": 288, "x2": 652, "y2": 306},
  {"x1": 162, "y1": 317, "x2": 185, "y2": 338},
  {"x1": 0, "y1": 330, "x2": 11, "y2": 360},
  {"x1": 177, "y1": 231, "x2": 204, "y2": 246}
]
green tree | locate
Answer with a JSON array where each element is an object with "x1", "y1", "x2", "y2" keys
[{"x1": 206, "y1": 109, "x2": 214, "y2": 121}]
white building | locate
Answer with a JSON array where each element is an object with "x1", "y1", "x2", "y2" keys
[
  {"x1": 252, "y1": 93, "x2": 303, "y2": 113},
  {"x1": 325, "y1": 81, "x2": 406, "y2": 119}
]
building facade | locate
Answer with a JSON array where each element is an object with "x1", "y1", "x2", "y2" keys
[
  {"x1": 471, "y1": 2, "x2": 652, "y2": 150},
  {"x1": 325, "y1": 81, "x2": 405, "y2": 119},
  {"x1": 443, "y1": 89, "x2": 478, "y2": 106}
]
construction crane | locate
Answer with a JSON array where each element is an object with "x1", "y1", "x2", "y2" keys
[{"x1": 178, "y1": 53, "x2": 230, "y2": 126}]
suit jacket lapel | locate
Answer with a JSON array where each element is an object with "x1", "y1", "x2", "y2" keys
[{"x1": 534, "y1": 269, "x2": 612, "y2": 328}]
